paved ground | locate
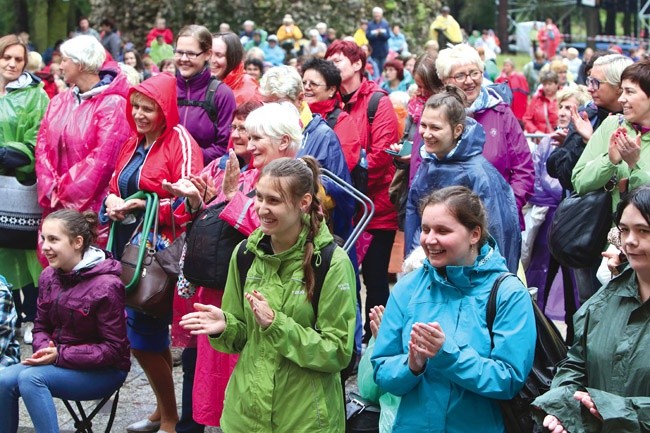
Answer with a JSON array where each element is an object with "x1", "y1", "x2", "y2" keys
[
  {"x1": 15, "y1": 339, "x2": 359, "y2": 433},
  {"x1": 13, "y1": 253, "x2": 565, "y2": 432}
]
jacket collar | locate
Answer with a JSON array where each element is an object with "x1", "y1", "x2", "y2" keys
[{"x1": 423, "y1": 236, "x2": 506, "y2": 291}]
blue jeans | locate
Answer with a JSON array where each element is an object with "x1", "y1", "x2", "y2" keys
[{"x1": 0, "y1": 363, "x2": 127, "y2": 433}]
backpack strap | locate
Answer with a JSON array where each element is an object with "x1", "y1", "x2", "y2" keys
[
  {"x1": 367, "y1": 91, "x2": 384, "y2": 126},
  {"x1": 236, "y1": 240, "x2": 255, "y2": 290},
  {"x1": 486, "y1": 272, "x2": 517, "y2": 345},
  {"x1": 310, "y1": 242, "x2": 337, "y2": 322},
  {"x1": 203, "y1": 77, "x2": 221, "y2": 123},
  {"x1": 325, "y1": 107, "x2": 342, "y2": 130},
  {"x1": 236, "y1": 239, "x2": 337, "y2": 328},
  {"x1": 177, "y1": 77, "x2": 221, "y2": 124}
]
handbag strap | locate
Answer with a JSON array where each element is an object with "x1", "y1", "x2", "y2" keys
[{"x1": 107, "y1": 191, "x2": 159, "y2": 291}]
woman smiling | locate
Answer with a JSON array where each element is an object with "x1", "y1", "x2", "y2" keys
[
  {"x1": 572, "y1": 58, "x2": 650, "y2": 214},
  {"x1": 103, "y1": 72, "x2": 203, "y2": 433},
  {"x1": 373, "y1": 186, "x2": 535, "y2": 433},
  {"x1": 404, "y1": 87, "x2": 522, "y2": 272}
]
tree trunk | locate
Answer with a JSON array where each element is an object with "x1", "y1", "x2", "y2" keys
[
  {"x1": 584, "y1": 6, "x2": 600, "y2": 48},
  {"x1": 498, "y1": 0, "x2": 508, "y2": 54},
  {"x1": 48, "y1": 0, "x2": 71, "y2": 47},
  {"x1": 623, "y1": 10, "x2": 631, "y2": 36},
  {"x1": 26, "y1": 0, "x2": 48, "y2": 52},
  {"x1": 604, "y1": 8, "x2": 616, "y2": 35}
]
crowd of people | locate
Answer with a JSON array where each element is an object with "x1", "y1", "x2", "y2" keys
[{"x1": 0, "y1": 4, "x2": 650, "y2": 433}]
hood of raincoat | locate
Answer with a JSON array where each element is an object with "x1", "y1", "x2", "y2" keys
[{"x1": 126, "y1": 72, "x2": 179, "y2": 140}]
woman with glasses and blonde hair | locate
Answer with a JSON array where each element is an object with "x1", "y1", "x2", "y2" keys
[
  {"x1": 174, "y1": 25, "x2": 236, "y2": 165},
  {"x1": 435, "y1": 44, "x2": 534, "y2": 229}
]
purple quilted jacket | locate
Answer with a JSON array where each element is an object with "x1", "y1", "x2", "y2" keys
[{"x1": 33, "y1": 253, "x2": 130, "y2": 372}]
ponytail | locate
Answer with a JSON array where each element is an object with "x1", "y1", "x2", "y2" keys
[{"x1": 259, "y1": 156, "x2": 324, "y2": 301}]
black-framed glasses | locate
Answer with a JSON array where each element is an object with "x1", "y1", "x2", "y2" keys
[
  {"x1": 302, "y1": 80, "x2": 327, "y2": 89},
  {"x1": 451, "y1": 70, "x2": 483, "y2": 83},
  {"x1": 586, "y1": 76, "x2": 607, "y2": 90},
  {"x1": 173, "y1": 50, "x2": 205, "y2": 60}
]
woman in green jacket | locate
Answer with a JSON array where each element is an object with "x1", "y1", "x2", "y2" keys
[
  {"x1": 180, "y1": 156, "x2": 357, "y2": 433},
  {"x1": 533, "y1": 185, "x2": 650, "y2": 433},
  {"x1": 571, "y1": 58, "x2": 650, "y2": 213},
  {"x1": 0, "y1": 34, "x2": 49, "y2": 344}
]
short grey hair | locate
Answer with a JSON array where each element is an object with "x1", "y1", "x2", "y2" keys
[
  {"x1": 245, "y1": 103, "x2": 302, "y2": 155},
  {"x1": 592, "y1": 54, "x2": 634, "y2": 88},
  {"x1": 60, "y1": 35, "x2": 106, "y2": 74},
  {"x1": 372, "y1": 6, "x2": 383, "y2": 15},
  {"x1": 259, "y1": 66, "x2": 303, "y2": 103},
  {"x1": 435, "y1": 44, "x2": 484, "y2": 81}
]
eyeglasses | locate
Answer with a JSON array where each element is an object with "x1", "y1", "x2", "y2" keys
[
  {"x1": 302, "y1": 80, "x2": 327, "y2": 89},
  {"x1": 586, "y1": 76, "x2": 608, "y2": 90},
  {"x1": 230, "y1": 124, "x2": 247, "y2": 134},
  {"x1": 451, "y1": 70, "x2": 483, "y2": 83},
  {"x1": 173, "y1": 50, "x2": 205, "y2": 60}
]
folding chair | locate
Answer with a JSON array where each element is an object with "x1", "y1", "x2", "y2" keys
[{"x1": 61, "y1": 387, "x2": 121, "y2": 433}]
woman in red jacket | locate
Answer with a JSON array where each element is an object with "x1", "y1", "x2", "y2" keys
[
  {"x1": 103, "y1": 72, "x2": 203, "y2": 433},
  {"x1": 523, "y1": 70, "x2": 560, "y2": 134},
  {"x1": 301, "y1": 57, "x2": 362, "y2": 174},
  {"x1": 210, "y1": 32, "x2": 260, "y2": 106}
]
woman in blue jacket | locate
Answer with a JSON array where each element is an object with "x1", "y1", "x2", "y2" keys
[
  {"x1": 404, "y1": 86, "x2": 521, "y2": 272},
  {"x1": 372, "y1": 186, "x2": 536, "y2": 433}
]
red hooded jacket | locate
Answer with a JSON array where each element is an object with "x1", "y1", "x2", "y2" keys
[
  {"x1": 109, "y1": 73, "x2": 204, "y2": 235},
  {"x1": 342, "y1": 79, "x2": 398, "y2": 231}
]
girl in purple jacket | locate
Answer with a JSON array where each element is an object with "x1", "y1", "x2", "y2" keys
[{"x1": 0, "y1": 210, "x2": 130, "y2": 433}]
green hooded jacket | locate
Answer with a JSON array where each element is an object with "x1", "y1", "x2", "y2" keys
[
  {"x1": 0, "y1": 72, "x2": 49, "y2": 183},
  {"x1": 572, "y1": 114, "x2": 650, "y2": 214},
  {"x1": 210, "y1": 221, "x2": 357, "y2": 433},
  {"x1": 532, "y1": 266, "x2": 650, "y2": 433}
]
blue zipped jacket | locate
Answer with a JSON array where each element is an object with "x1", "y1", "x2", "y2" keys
[
  {"x1": 372, "y1": 239, "x2": 536, "y2": 433},
  {"x1": 404, "y1": 117, "x2": 521, "y2": 272}
]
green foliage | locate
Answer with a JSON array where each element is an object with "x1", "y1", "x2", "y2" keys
[{"x1": 85, "y1": 0, "x2": 442, "y2": 54}]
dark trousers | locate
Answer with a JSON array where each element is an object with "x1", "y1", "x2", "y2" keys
[
  {"x1": 361, "y1": 229, "x2": 396, "y2": 342},
  {"x1": 12, "y1": 283, "x2": 38, "y2": 327},
  {"x1": 176, "y1": 347, "x2": 205, "y2": 433}
]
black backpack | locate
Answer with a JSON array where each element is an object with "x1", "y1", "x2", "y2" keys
[
  {"x1": 181, "y1": 190, "x2": 255, "y2": 288},
  {"x1": 487, "y1": 273, "x2": 568, "y2": 433},
  {"x1": 331, "y1": 91, "x2": 384, "y2": 195},
  {"x1": 236, "y1": 239, "x2": 358, "y2": 381},
  {"x1": 178, "y1": 76, "x2": 221, "y2": 125}
]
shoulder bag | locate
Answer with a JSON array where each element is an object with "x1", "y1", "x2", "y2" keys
[
  {"x1": 548, "y1": 177, "x2": 616, "y2": 269},
  {"x1": 487, "y1": 273, "x2": 568, "y2": 433},
  {"x1": 0, "y1": 175, "x2": 43, "y2": 249},
  {"x1": 108, "y1": 192, "x2": 177, "y2": 318}
]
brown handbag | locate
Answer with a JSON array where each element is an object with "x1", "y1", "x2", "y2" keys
[{"x1": 110, "y1": 192, "x2": 178, "y2": 318}]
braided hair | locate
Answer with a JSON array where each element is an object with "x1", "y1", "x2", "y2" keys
[{"x1": 259, "y1": 156, "x2": 324, "y2": 300}]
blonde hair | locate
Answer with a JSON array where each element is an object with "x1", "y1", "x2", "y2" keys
[
  {"x1": 436, "y1": 44, "x2": 484, "y2": 81},
  {"x1": 26, "y1": 51, "x2": 43, "y2": 73},
  {"x1": 557, "y1": 85, "x2": 592, "y2": 107}
]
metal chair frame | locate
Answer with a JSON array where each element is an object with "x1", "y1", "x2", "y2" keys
[
  {"x1": 61, "y1": 388, "x2": 120, "y2": 433},
  {"x1": 320, "y1": 168, "x2": 375, "y2": 253}
]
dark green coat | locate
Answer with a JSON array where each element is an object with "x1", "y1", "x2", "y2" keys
[{"x1": 532, "y1": 266, "x2": 650, "y2": 433}]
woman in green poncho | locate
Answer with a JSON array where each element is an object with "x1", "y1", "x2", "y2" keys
[
  {"x1": 533, "y1": 185, "x2": 650, "y2": 433},
  {"x1": 0, "y1": 34, "x2": 49, "y2": 344}
]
